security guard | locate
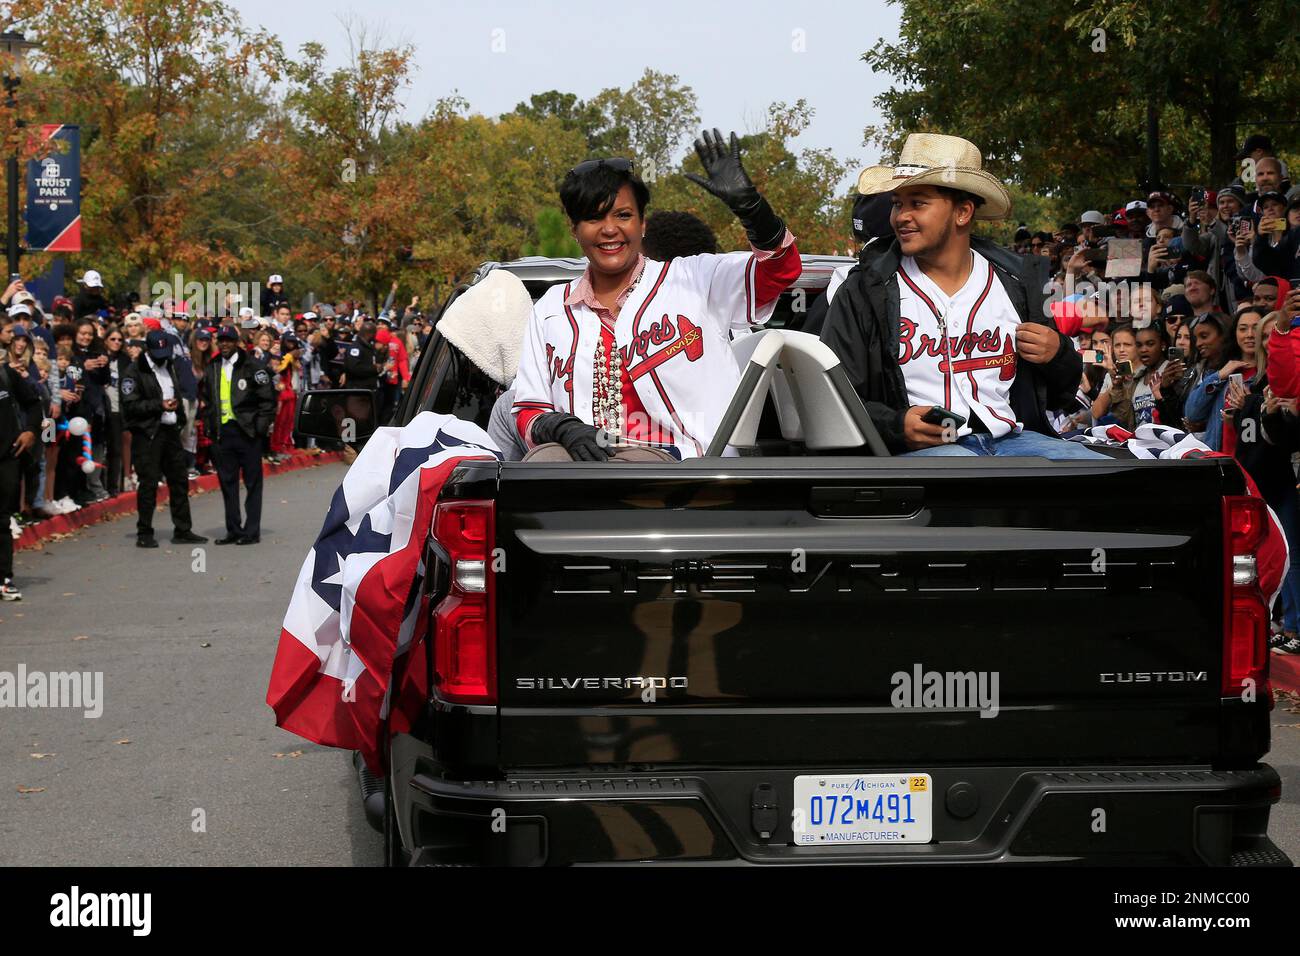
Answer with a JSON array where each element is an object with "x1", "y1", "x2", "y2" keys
[
  {"x1": 121, "y1": 330, "x2": 209, "y2": 548},
  {"x1": 206, "y1": 325, "x2": 276, "y2": 545}
]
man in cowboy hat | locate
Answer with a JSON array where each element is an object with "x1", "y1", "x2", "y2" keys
[{"x1": 821, "y1": 132, "x2": 1098, "y2": 458}]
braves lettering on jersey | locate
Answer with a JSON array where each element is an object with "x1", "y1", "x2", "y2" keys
[
  {"x1": 511, "y1": 253, "x2": 776, "y2": 459},
  {"x1": 896, "y1": 250, "x2": 1022, "y2": 437}
]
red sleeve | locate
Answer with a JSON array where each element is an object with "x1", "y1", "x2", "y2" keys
[
  {"x1": 515, "y1": 406, "x2": 544, "y2": 444},
  {"x1": 397, "y1": 341, "x2": 410, "y2": 383},
  {"x1": 1269, "y1": 326, "x2": 1300, "y2": 399},
  {"x1": 754, "y1": 242, "x2": 801, "y2": 307}
]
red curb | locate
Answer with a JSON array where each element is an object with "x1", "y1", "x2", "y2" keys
[{"x1": 15, "y1": 450, "x2": 344, "y2": 552}]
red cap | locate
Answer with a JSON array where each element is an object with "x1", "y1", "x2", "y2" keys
[{"x1": 142, "y1": 317, "x2": 163, "y2": 332}]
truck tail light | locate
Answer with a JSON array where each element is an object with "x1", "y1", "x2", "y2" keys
[
  {"x1": 1223, "y1": 496, "x2": 1269, "y2": 698},
  {"x1": 432, "y1": 500, "x2": 496, "y2": 705}
]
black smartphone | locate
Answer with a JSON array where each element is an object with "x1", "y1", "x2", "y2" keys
[
  {"x1": 1166, "y1": 347, "x2": 1185, "y2": 362},
  {"x1": 1114, "y1": 360, "x2": 1133, "y2": 377},
  {"x1": 922, "y1": 405, "x2": 967, "y2": 428},
  {"x1": 1190, "y1": 187, "x2": 1206, "y2": 205}
]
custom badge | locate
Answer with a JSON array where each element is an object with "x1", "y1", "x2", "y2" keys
[
  {"x1": 120, "y1": 378, "x2": 135, "y2": 396},
  {"x1": 350, "y1": 347, "x2": 360, "y2": 357},
  {"x1": 254, "y1": 369, "x2": 270, "y2": 386},
  {"x1": 237, "y1": 379, "x2": 248, "y2": 391}
]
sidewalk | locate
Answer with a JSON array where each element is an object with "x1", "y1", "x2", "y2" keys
[{"x1": 15, "y1": 449, "x2": 344, "y2": 552}]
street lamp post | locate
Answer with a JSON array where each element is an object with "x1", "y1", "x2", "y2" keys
[{"x1": 1, "y1": 31, "x2": 36, "y2": 279}]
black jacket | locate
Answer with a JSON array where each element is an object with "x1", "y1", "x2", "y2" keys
[
  {"x1": 1251, "y1": 225, "x2": 1300, "y2": 283},
  {"x1": 820, "y1": 235, "x2": 1082, "y2": 453},
  {"x1": 202, "y1": 349, "x2": 276, "y2": 439},
  {"x1": 0, "y1": 362, "x2": 42, "y2": 463},
  {"x1": 341, "y1": 338, "x2": 382, "y2": 389},
  {"x1": 121, "y1": 355, "x2": 188, "y2": 438}
]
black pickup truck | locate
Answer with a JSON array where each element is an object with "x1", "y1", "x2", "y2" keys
[{"x1": 305, "y1": 254, "x2": 1289, "y2": 866}]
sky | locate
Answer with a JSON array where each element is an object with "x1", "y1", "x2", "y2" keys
[{"x1": 227, "y1": 0, "x2": 902, "y2": 191}]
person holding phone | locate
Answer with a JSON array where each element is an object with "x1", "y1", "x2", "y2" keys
[
  {"x1": 1224, "y1": 313, "x2": 1300, "y2": 653},
  {"x1": 1182, "y1": 311, "x2": 1248, "y2": 448},
  {"x1": 1090, "y1": 325, "x2": 1140, "y2": 427},
  {"x1": 1249, "y1": 190, "x2": 1300, "y2": 285},
  {"x1": 821, "y1": 132, "x2": 1101, "y2": 459}
]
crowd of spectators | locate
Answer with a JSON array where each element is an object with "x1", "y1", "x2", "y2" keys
[
  {"x1": 1011, "y1": 133, "x2": 1300, "y2": 650},
  {"x1": 0, "y1": 272, "x2": 425, "y2": 531}
]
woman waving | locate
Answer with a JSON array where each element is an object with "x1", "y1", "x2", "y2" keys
[{"x1": 512, "y1": 129, "x2": 801, "y2": 461}]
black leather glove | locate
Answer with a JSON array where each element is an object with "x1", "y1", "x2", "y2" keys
[
  {"x1": 530, "y1": 412, "x2": 612, "y2": 462},
  {"x1": 684, "y1": 128, "x2": 787, "y2": 250}
]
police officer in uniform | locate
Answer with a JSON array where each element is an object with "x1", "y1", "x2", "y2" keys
[
  {"x1": 121, "y1": 330, "x2": 209, "y2": 548},
  {"x1": 206, "y1": 326, "x2": 276, "y2": 545}
]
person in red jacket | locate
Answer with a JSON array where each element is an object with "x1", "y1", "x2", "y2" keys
[
  {"x1": 269, "y1": 334, "x2": 301, "y2": 460},
  {"x1": 374, "y1": 325, "x2": 410, "y2": 424}
]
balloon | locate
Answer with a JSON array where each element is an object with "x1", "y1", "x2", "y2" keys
[
  {"x1": 80, "y1": 459, "x2": 97, "y2": 474},
  {"x1": 67, "y1": 417, "x2": 89, "y2": 437}
]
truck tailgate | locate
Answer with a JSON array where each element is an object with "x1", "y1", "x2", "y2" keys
[{"x1": 493, "y1": 456, "x2": 1240, "y2": 770}]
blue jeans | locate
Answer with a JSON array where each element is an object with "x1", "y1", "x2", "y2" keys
[{"x1": 903, "y1": 430, "x2": 1109, "y2": 460}]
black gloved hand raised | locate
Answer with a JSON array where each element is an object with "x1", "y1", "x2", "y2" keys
[
  {"x1": 530, "y1": 412, "x2": 613, "y2": 462},
  {"x1": 684, "y1": 128, "x2": 787, "y2": 250}
]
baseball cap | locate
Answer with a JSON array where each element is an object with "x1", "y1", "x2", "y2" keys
[
  {"x1": 851, "y1": 192, "x2": 893, "y2": 244},
  {"x1": 240, "y1": 317, "x2": 261, "y2": 330},
  {"x1": 216, "y1": 325, "x2": 240, "y2": 342},
  {"x1": 195, "y1": 329, "x2": 212, "y2": 342},
  {"x1": 1236, "y1": 134, "x2": 1274, "y2": 161},
  {"x1": 6, "y1": 302, "x2": 31, "y2": 317},
  {"x1": 1078, "y1": 210, "x2": 1105, "y2": 225},
  {"x1": 1162, "y1": 293, "x2": 1192, "y2": 319},
  {"x1": 268, "y1": 274, "x2": 283, "y2": 285},
  {"x1": 142, "y1": 317, "x2": 163, "y2": 332},
  {"x1": 10, "y1": 322, "x2": 29, "y2": 339},
  {"x1": 1146, "y1": 190, "x2": 1175, "y2": 206},
  {"x1": 1257, "y1": 190, "x2": 1288, "y2": 208},
  {"x1": 1125, "y1": 200, "x2": 1148, "y2": 214},
  {"x1": 145, "y1": 329, "x2": 172, "y2": 361},
  {"x1": 301, "y1": 310, "x2": 318, "y2": 322},
  {"x1": 280, "y1": 334, "x2": 301, "y2": 350},
  {"x1": 78, "y1": 269, "x2": 104, "y2": 288},
  {"x1": 238, "y1": 306, "x2": 255, "y2": 318}
]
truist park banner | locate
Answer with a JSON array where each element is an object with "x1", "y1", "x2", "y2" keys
[{"x1": 25, "y1": 124, "x2": 82, "y2": 252}]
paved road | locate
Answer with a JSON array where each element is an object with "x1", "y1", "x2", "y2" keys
[
  {"x1": 0, "y1": 461, "x2": 383, "y2": 866},
  {"x1": 3, "y1": 462, "x2": 1299, "y2": 865}
]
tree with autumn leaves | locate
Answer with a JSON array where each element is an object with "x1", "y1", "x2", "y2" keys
[{"x1": 4, "y1": 0, "x2": 852, "y2": 307}]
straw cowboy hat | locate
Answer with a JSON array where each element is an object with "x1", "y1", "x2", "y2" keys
[
  {"x1": 856, "y1": 133, "x2": 1012, "y2": 221},
  {"x1": 437, "y1": 269, "x2": 533, "y2": 386}
]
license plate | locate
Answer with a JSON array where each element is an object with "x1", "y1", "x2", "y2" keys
[{"x1": 792, "y1": 773, "x2": 932, "y2": 845}]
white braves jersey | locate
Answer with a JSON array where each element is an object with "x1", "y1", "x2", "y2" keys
[
  {"x1": 896, "y1": 250, "x2": 1022, "y2": 438},
  {"x1": 512, "y1": 253, "x2": 776, "y2": 458}
]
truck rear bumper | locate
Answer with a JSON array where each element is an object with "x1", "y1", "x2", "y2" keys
[{"x1": 399, "y1": 764, "x2": 1289, "y2": 866}]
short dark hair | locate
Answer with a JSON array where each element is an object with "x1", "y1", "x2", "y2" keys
[
  {"x1": 559, "y1": 162, "x2": 650, "y2": 224},
  {"x1": 934, "y1": 186, "x2": 986, "y2": 212},
  {"x1": 642, "y1": 211, "x2": 718, "y2": 259}
]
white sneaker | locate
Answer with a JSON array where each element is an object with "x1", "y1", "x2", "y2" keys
[
  {"x1": 9, "y1": 516, "x2": 20, "y2": 539},
  {"x1": 37, "y1": 502, "x2": 62, "y2": 518},
  {"x1": 57, "y1": 497, "x2": 80, "y2": 512}
]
